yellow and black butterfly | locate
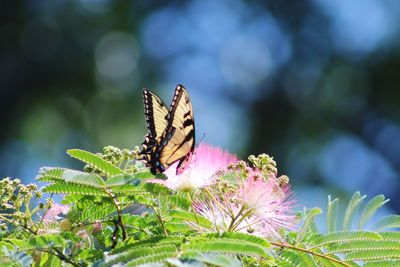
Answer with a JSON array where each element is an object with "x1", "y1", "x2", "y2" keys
[{"x1": 139, "y1": 84, "x2": 195, "y2": 174}]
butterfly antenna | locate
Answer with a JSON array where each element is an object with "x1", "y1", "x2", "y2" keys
[{"x1": 198, "y1": 132, "x2": 206, "y2": 144}]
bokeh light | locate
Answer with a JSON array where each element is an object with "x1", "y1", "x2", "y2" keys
[{"x1": 1, "y1": 0, "x2": 400, "y2": 216}]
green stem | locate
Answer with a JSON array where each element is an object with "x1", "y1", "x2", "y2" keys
[
  {"x1": 52, "y1": 248, "x2": 81, "y2": 267},
  {"x1": 187, "y1": 192, "x2": 202, "y2": 232},
  {"x1": 106, "y1": 189, "x2": 127, "y2": 240},
  {"x1": 270, "y1": 241, "x2": 352, "y2": 267},
  {"x1": 204, "y1": 188, "x2": 231, "y2": 216},
  {"x1": 141, "y1": 203, "x2": 168, "y2": 236},
  {"x1": 35, "y1": 193, "x2": 54, "y2": 235},
  {"x1": 227, "y1": 205, "x2": 246, "y2": 231},
  {"x1": 230, "y1": 208, "x2": 254, "y2": 231}
]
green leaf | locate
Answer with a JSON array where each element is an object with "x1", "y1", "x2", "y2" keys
[
  {"x1": 165, "y1": 222, "x2": 192, "y2": 233},
  {"x1": 184, "y1": 233, "x2": 270, "y2": 259},
  {"x1": 134, "y1": 171, "x2": 158, "y2": 179},
  {"x1": 358, "y1": 195, "x2": 389, "y2": 230},
  {"x1": 105, "y1": 174, "x2": 142, "y2": 187},
  {"x1": 36, "y1": 167, "x2": 65, "y2": 182},
  {"x1": 125, "y1": 252, "x2": 176, "y2": 267},
  {"x1": 184, "y1": 239, "x2": 269, "y2": 258},
  {"x1": 169, "y1": 210, "x2": 213, "y2": 229},
  {"x1": 40, "y1": 253, "x2": 61, "y2": 267},
  {"x1": 364, "y1": 260, "x2": 400, "y2": 267},
  {"x1": 280, "y1": 250, "x2": 319, "y2": 267},
  {"x1": 168, "y1": 193, "x2": 191, "y2": 209},
  {"x1": 37, "y1": 167, "x2": 105, "y2": 188},
  {"x1": 61, "y1": 194, "x2": 85, "y2": 204},
  {"x1": 374, "y1": 215, "x2": 400, "y2": 231},
  {"x1": 105, "y1": 244, "x2": 177, "y2": 266},
  {"x1": 380, "y1": 231, "x2": 400, "y2": 242},
  {"x1": 327, "y1": 196, "x2": 339, "y2": 233},
  {"x1": 342, "y1": 192, "x2": 366, "y2": 231},
  {"x1": 111, "y1": 236, "x2": 184, "y2": 255},
  {"x1": 79, "y1": 203, "x2": 117, "y2": 223},
  {"x1": 312, "y1": 248, "x2": 346, "y2": 267},
  {"x1": 62, "y1": 169, "x2": 105, "y2": 187},
  {"x1": 190, "y1": 253, "x2": 242, "y2": 267},
  {"x1": 43, "y1": 183, "x2": 108, "y2": 196},
  {"x1": 345, "y1": 249, "x2": 400, "y2": 261},
  {"x1": 8, "y1": 234, "x2": 68, "y2": 250},
  {"x1": 328, "y1": 240, "x2": 400, "y2": 253},
  {"x1": 67, "y1": 149, "x2": 124, "y2": 177},
  {"x1": 204, "y1": 232, "x2": 271, "y2": 248},
  {"x1": 312, "y1": 231, "x2": 382, "y2": 247},
  {"x1": 296, "y1": 207, "x2": 322, "y2": 244}
]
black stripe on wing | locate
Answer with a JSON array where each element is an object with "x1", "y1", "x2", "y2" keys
[{"x1": 142, "y1": 89, "x2": 169, "y2": 138}]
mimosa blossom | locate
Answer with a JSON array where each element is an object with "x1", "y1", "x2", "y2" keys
[
  {"x1": 192, "y1": 161, "x2": 296, "y2": 240},
  {"x1": 43, "y1": 203, "x2": 70, "y2": 223},
  {"x1": 38, "y1": 203, "x2": 70, "y2": 234},
  {"x1": 236, "y1": 173, "x2": 296, "y2": 238},
  {"x1": 150, "y1": 143, "x2": 238, "y2": 191}
]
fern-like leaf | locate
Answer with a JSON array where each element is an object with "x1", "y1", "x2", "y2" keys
[
  {"x1": 36, "y1": 167, "x2": 67, "y2": 183},
  {"x1": 279, "y1": 250, "x2": 319, "y2": 267},
  {"x1": 169, "y1": 210, "x2": 213, "y2": 229},
  {"x1": 296, "y1": 207, "x2": 322, "y2": 244},
  {"x1": 61, "y1": 194, "x2": 85, "y2": 204},
  {"x1": 312, "y1": 248, "x2": 347, "y2": 267},
  {"x1": 312, "y1": 231, "x2": 382, "y2": 247},
  {"x1": 105, "y1": 174, "x2": 142, "y2": 187},
  {"x1": 327, "y1": 196, "x2": 339, "y2": 233},
  {"x1": 111, "y1": 236, "x2": 183, "y2": 255},
  {"x1": 43, "y1": 183, "x2": 108, "y2": 196},
  {"x1": 125, "y1": 252, "x2": 176, "y2": 267},
  {"x1": 62, "y1": 169, "x2": 105, "y2": 187},
  {"x1": 363, "y1": 260, "x2": 400, "y2": 267},
  {"x1": 345, "y1": 249, "x2": 400, "y2": 261},
  {"x1": 358, "y1": 195, "x2": 389, "y2": 230},
  {"x1": 204, "y1": 232, "x2": 271, "y2": 248},
  {"x1": 8, "y1": 234, "x2": 68, "y2": 250},
  {"x1": 67, "y1": 149, "x2": 124, "y2": 177},
  {"x1": 105, "y1": 244, "x2": 177, "y2": 266},
  {"x1": 380, "y1": 231, "x2": 400, "y2": 242},
  {"x1": 373, "y1": 215, "x2": 400, "y2": 231},
  {"x1": 188, "y1": 253, "x2": 242, "y2": 267},
  {"x1": 342, "y1": 192, "x2": 366, "y2": 231},
  {"x1": 37, "y1": 168, "x2": 105, "y2": 188},
  {"x1": 328, "y1": 240, "x2": 400, "y2": 253},
  {"x1": 184, "y1": 233, "x2": 270, "y2": 258},
  {"x1": 184, "y1": 239, "x2": 269, "y2": 258},
  {"x1": 79, "y1": 203, "x2": 117, "y2": 223}
]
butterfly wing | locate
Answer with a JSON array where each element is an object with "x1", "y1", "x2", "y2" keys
[
  {"x1": 140, "y1": 89, "x2": 171, "y2": 173},
  {"x1": 159, "y1": 84, "x2": 195, "y2": 173},
  {"x1": 142, "y1": 89, "x2": 169, "y2": 138}
]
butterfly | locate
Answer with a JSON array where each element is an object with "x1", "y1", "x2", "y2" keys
[{"x1": 139, "y1": 84, "x2": 195, "y2": 174}]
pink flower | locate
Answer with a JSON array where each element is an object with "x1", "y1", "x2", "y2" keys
[
  {"x1": 236, "y1": 174, "x2": 297, "y2": 239},
  {"x1": 192, "y1": 170, "x2": 296, "y2": 240},
  {"x1": 38, "y1": 203, "x2": 70, "y2": 234},
  {"x1": 192, "y1": 197, "x2": 233, "y2": 232},
  {"x1": 43, "y1": 203, "x2": 70, "y2": 223},
  {"x1": 151, "y1": 143, "x2": 238, "y2": 191}
]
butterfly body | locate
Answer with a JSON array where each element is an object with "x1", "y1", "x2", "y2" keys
[{"x1": 139, "y1": 85, "x2": 195, "y2": 174}]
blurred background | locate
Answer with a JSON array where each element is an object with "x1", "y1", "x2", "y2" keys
[{"x1": 1, "y1": 1, "x2": 400, "y2": 218}]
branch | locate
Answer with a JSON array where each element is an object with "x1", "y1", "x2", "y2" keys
[
  {"x1": 106, "y1": 189, "x2": 127, "y2": 241},
  {"x1": 270, "y1": 241, "x2": 352, "y2": 267}
]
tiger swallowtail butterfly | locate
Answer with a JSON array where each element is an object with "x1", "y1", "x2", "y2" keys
[{"x1": 139, "y1": 84, "x2": 195, "y2": 174}]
